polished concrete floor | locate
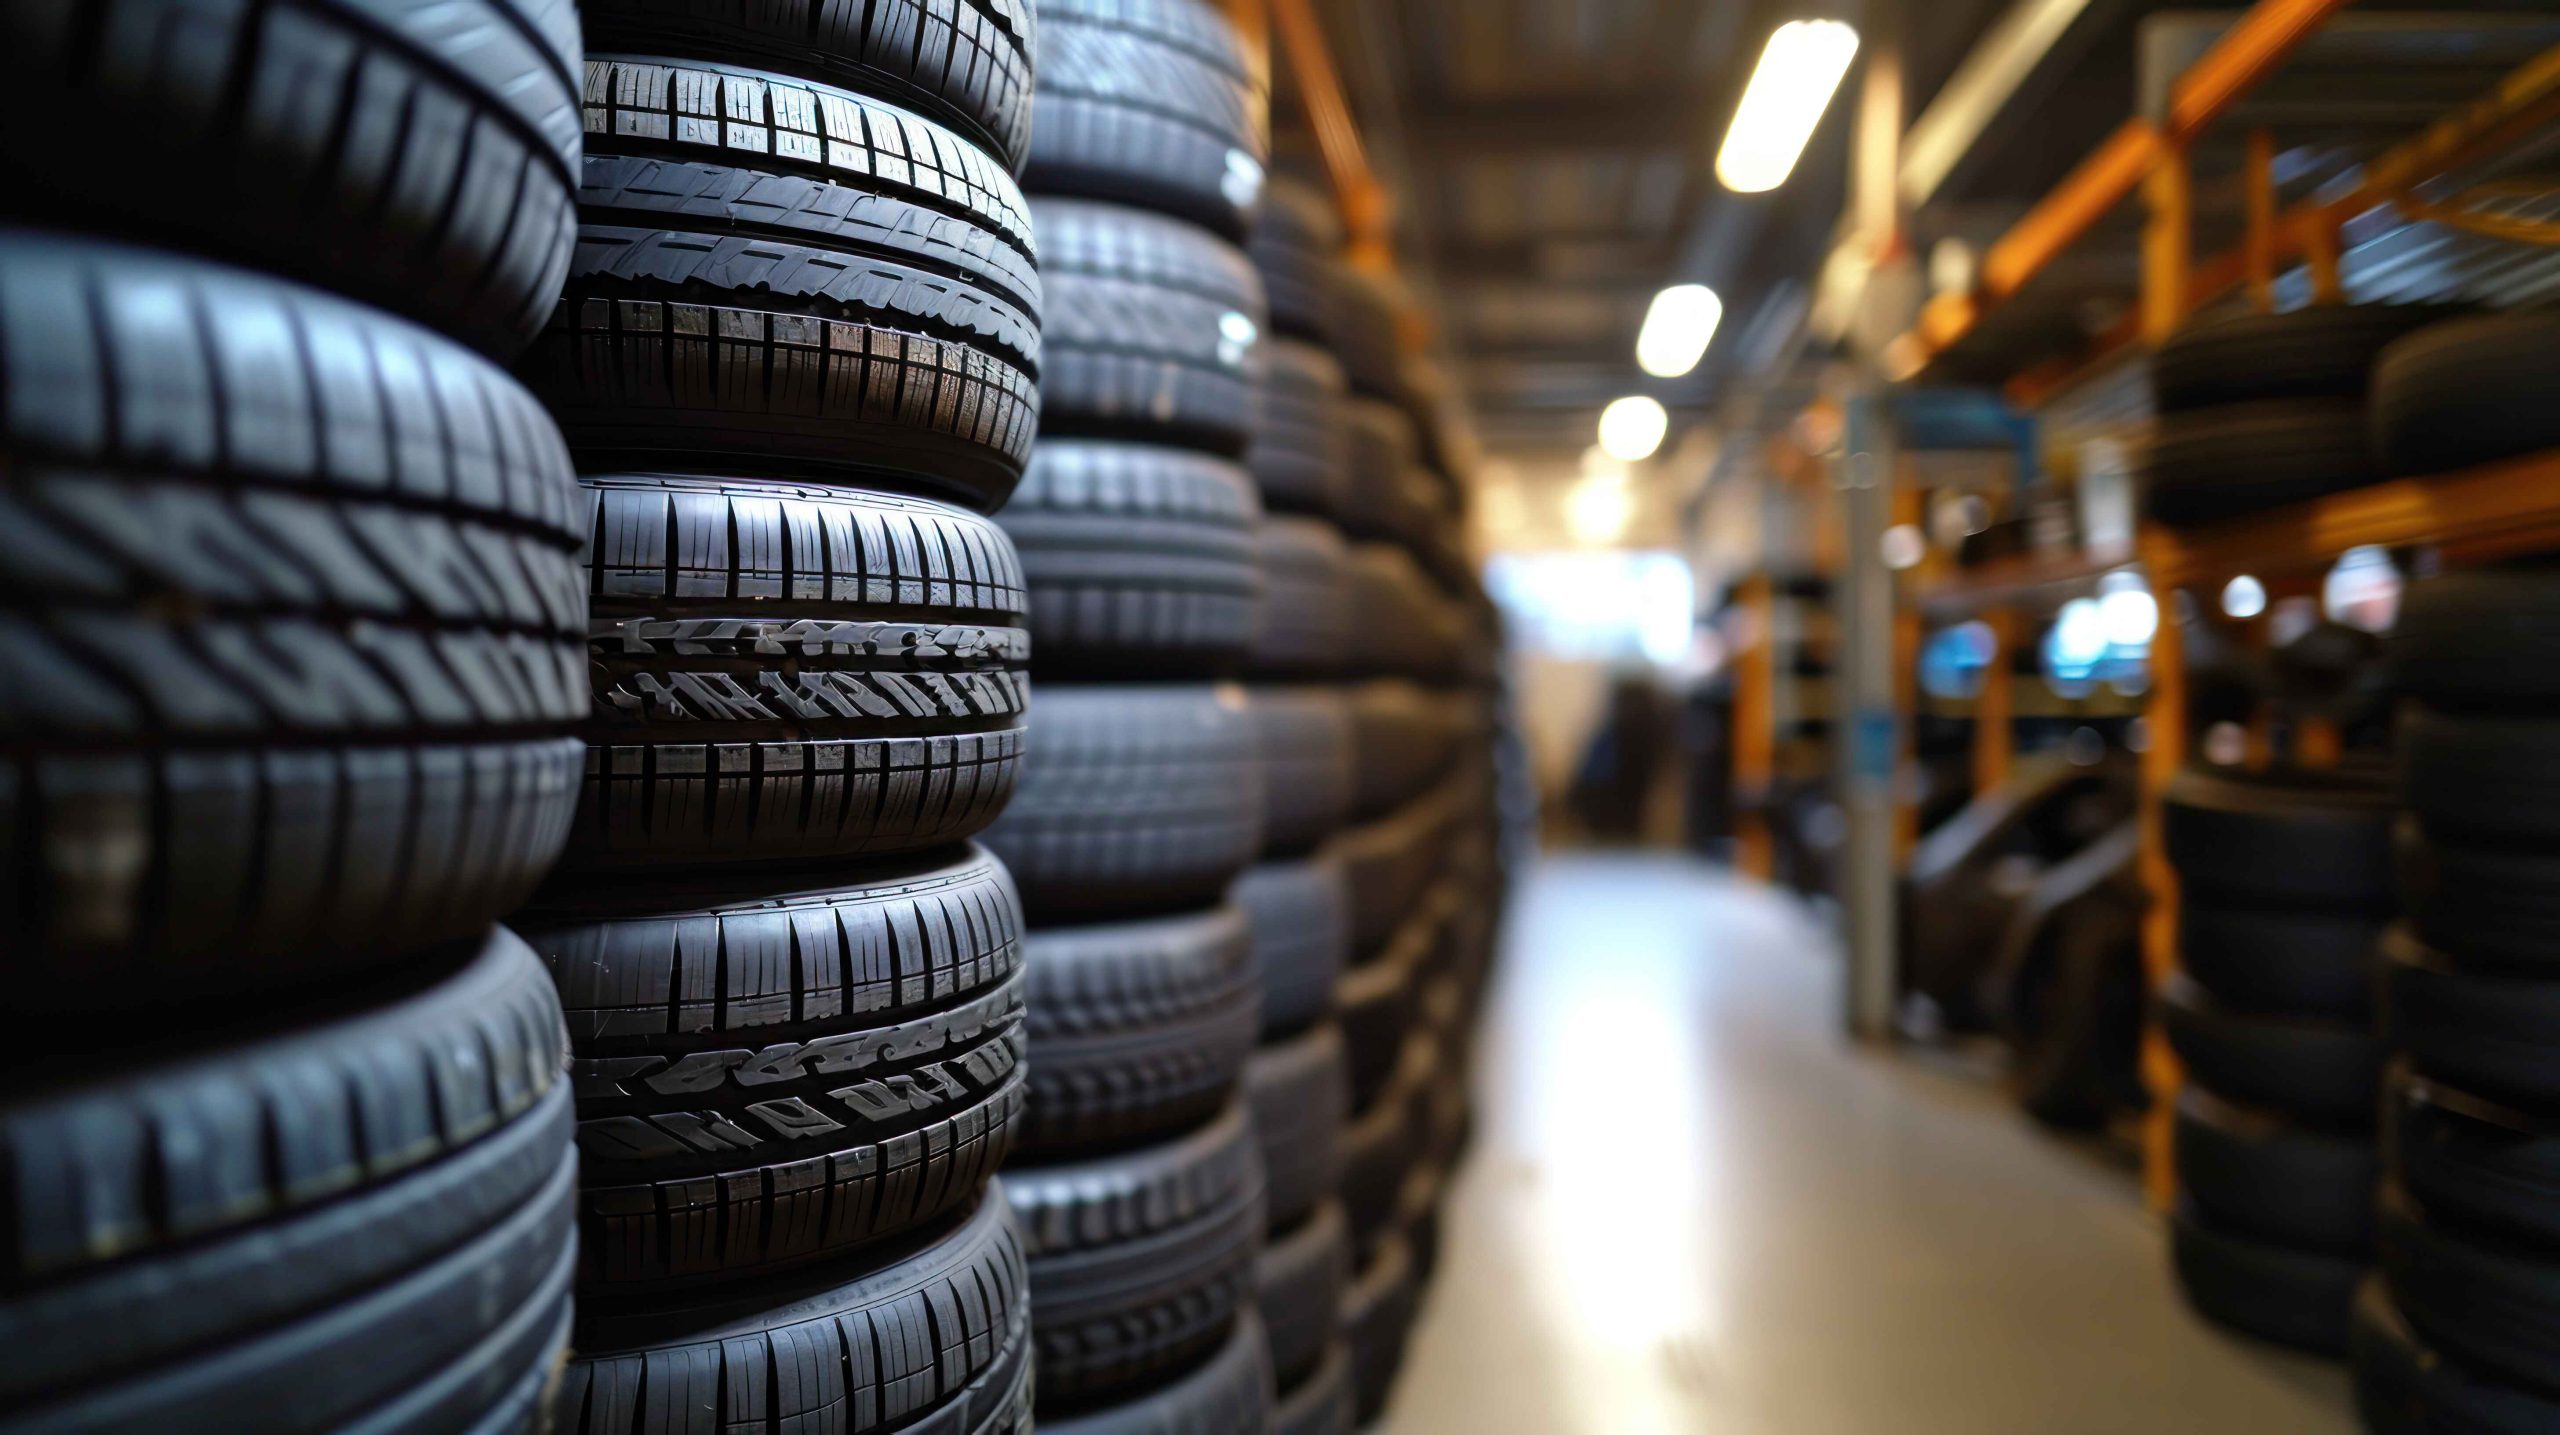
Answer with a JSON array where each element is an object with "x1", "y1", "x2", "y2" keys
[{"x1": 1388, "y1": 853, "x2": 2355, "y2": 1435}]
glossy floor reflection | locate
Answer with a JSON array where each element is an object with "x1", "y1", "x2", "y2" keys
[{"x1": 1388, "y1": 852, "x2": 2354, "y2": 1435}]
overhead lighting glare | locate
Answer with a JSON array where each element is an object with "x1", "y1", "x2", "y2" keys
[
  {"x1": 1597, "y1": 396, "x2": 1669, "y2": 463},
  {"x1": 1636, "y1": 284, "x2": 1724, "y2": 378},
  {"x1": 1716, "y1": 20, "x2": 1860, "y2": 194}
]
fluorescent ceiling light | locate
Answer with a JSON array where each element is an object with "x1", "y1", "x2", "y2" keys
[
  {"x1": 1636, "y1": 284, "x2": 1724, "y2": 378},
  {"x1": 1597, "y1": 396, "x2": 1669, "y2": 463},
  {"x1": 1716, "y1": 20, "x2": 1860, "y2": 194}
]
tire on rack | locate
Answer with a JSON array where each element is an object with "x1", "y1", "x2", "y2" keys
[
  {"x1": 1334, "y1": 267, "x2": 1407, "y2": 402},
  {"x1": 1349, "y1": 682, "x2": 1464, "y2": 820},
  {"x1": 982, "y1": 683, "x2": 1265, "y2": 920},
  {"x1": 1234, "y1": 855, "x2": 1353, "y2": 1035},
  {"x1": 1254, "y1": 176, "x2": 1344, "y2": 344},
  {"x1": 1018, "y1": 903, "x2": 1259, "y2": 1157},
  {"x1": 2382, "y1": 924, "x2": 2560, "y2": 1108},
  {"x1": 1331, "y1": 785, "x2": 1455, "y2": 955},
  {"x1": 1040, "y1": 1312, "x2": 1275, "y2": 1435},
  {"x1": 1340, "y1": 1035, "x2": 1433, "y2": 1260},
  {"x1": 528, "y1": 58, "x2": 1041, "y2": 511},
  {"x1": 1340, "y1": 399, "x2": 1418, "y2": 540},
  {"x1": 1337, "y1": 904, "x2": 1437, "y2": 1107},
  {"x1": 1003, "y1": 1102, "x2": 1266, "y2": 1408},
  {"x1": 2180, "y1": 899, "x2": 2385, "y2": 1018},
  {"x1": 999, "y1": 441, "x2": 1261, "y2": 673},
  {"x1": 2398, "y1": 705, "x2": 2560, "y2": 847},
  {"x1": 0, "y1": 931, "x2": 577, "y2": 1432},
  {"x1": 2163, "y1": 763, "x2": 2394, "y2": 909},
  {"x1": 2388, "y1": 1065, "x2": 2560, "y2": 1249},
  {"x1": 1034, "y1": 198, "x2": 1268, "y2": 457},
  {"x1": 2143, "y1": 402, "x2": 2379, "y2": 526},
  {"x1": 515, "y1": 848, "x2": 1028, "y2": 1289},
  {"x1": 572, "y1": 474, "x2": 1029, "y2": 868},
  {"x1": 2398, "y1": 819, "x2": 2560, "y2": 974},
  {"x1": 1259, "y1": 1202, "x2": 1351, "y2": 1389},
  {"x1": 0, "y1": 232, "x2": 586, "y2": 1008},
  {"x1": 2150, "y1": 304, "x2": 2468, "y2": 413},
  {"x1": 1025, "y1": 0, "x2": 1269, "y2": 240},
  {"x1": 2374, "y1": 314, "x2": 2560, "y2": 478},
  {"x1": 557, "y1": 1191, "x2": 1035, "y2": 1435},
  {"x1": 1249, "y1": 518, "x2": 1357, "y2": 677},
  {"x1": 2389, "y1": 565, "x2": 2560, "y2": 708},
  {"x1": 580, "y1": 0, "x2": 1037, "y2": 170},
  {"x1": 1251, "y1": 339, "x2": 1353, "y2": 515},
  {"x1": 1340, "y1": 1232, "x2": 1419, "y2": 1423},
  {"x1": 2176, "y1": 1087, "x2": 2377, "y2": 1251},
  {"x1": 2160, "y1": 971, "x2": 2384, "y2": 1126},
  {"x1": 1253, "y1": 687, "x2": 1356, "y2": 855},
  {"x1": 2171, "y1": 1202, "x2": 2361, "y2": 1354},
  {"x1": 2353, "y1": 1275, "x2": 2560, "y2": 1435},
  {"x1": 2381, "y1": 1182, "x2": 2560, "y2": 1395},
  {"x1": 1247, "y1": 1024, "x2": 1352, "y2": 1230},
  {"x1": 1273, "y1": 1344, "x2": 1358, "y2": 1435},
  {"x1": 0, "y1": 0, "x2": 581, "y2": 358}
]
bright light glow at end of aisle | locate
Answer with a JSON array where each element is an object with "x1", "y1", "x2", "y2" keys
[
  {"x1": 1716, "y1": 20, "x2": 1860, "y2": 194},
  {"x1": 1598, "y1": 395, "x2": 1669, "y2": 462},
  {"x1": 1636, "y1": 284, "x2": 1723, "y2": 378},
  {"x1": 2221, "y1": 575, "x2": 2267, "y2": 620}
]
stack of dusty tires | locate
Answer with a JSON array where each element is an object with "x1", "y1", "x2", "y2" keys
[
  {"x1": 510, "y1": 7, "x2": 1045, "y2": 1432},
  {"x1": 0, "y1": 3, "x2": 592, "y2": 1429},
  {"x1": 2161, "y1": 767, "x2": 2391, "y2": 1353},
  {"x1": 982, "y1": 1, "x2": 1281, "y2": 1430},
  {"x1": 2358, "y1": 568, "x2": 2560, "y2": 1430}
]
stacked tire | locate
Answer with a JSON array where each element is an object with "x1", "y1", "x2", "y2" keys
[
  {"x1": 2161, "y1": 767, "x2": 2391, "y2": 1353},
  {"x1": 982, "y1": 2, "x2": 1283, "y2": 1429},
  {"x1": 510, "y1": 7, "x2": 1046, "y2": 1431},
  {"x1": 2358, "y1": 567, "x2": 2560, "y2": 1430},
  {"x1": 0, "y1": 2, "x2": 594, "y2": 1427}
]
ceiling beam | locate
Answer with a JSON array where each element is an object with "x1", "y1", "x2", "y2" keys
[{"x1": 1403, "y1": 94, "x2": 1691, "y2": 154}]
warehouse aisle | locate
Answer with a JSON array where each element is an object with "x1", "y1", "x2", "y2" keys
[{"x1": 1386, "y1": 854, "x2": 2355, "y2": 1434}]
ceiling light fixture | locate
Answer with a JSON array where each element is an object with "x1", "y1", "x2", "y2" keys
[
  {"x1": 1597, "y1": 396, "x2": 1669, "y2": 463},
  {"x1": 1716, "y1": 19, "x2": 1861, "y2": 194},
  {"x1": 1636, "y1": 284, "x2": 1724, "y2": 378}
]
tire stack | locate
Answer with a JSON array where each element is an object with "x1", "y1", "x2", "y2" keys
[
  {"x1": 2357, "y1": 566, "x2": 2560, "y2": 1430},
  {"x1": 509, "y1": 8, "x2": 1047, "y2": 1433},
  {"x1": 2143, "y1": 305, "x2": 2462, "y2": 526},
  {"x1": 983, "y1": 2, "x2": 1282, "y2": 1430},
  {"x1": 2159, "y1": 767, "x2": 2392, "y2": 1354},
  {"x1": 0, "y1": 4, "x2": 592, "y2": 1429}
]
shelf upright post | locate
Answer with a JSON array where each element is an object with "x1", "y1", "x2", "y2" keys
[
  {"x1": 1735, "y1": 572, "x2": 1777, "y2": 880},
  {"x1": 1973, "y1": 607, "x2": 2018, "y2": 800}
]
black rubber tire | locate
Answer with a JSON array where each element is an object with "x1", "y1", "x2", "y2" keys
[
  {"x1": 2383, "y1": 924, "x2": 2560, "y2": 1109},
  {"x1": 1000, "y1": 441, "x2": 1261, "y2": 674},
  {"x1": 1348, "y1": 682, "x2": 1464, "y2": 821},
  {"x1": 1340, "y1": 1232, "x2": 1418, "y2": 1424},
  {"x1": 2159, "y1": 971, "x2": 2384, "y2": 1126},
  {"x1": 571, "y1": 474, "x2": 1028, "y2": 868},
  {"x1": 1333, "y1": 268, "x2": 1406, "y2": 403},
  {"x1": 1271, "y1": 1344, "x2": 1357, "y2": 1435},
  {"x1": 2143, "y1": 401, "x2": 2379, "y2": 527},
  {"x1": 1253, "y1": 177, "x2": 1343, "y2": 345},
  {"x1": 1003, "y1": 1102, "x2": 1266, "y2": 1408},
  {"x1": 1345, "y1": 545, "x2": 1455, "y2": 679},
  {"x1": 1248, "y1": 518, "x2": 1356, "y2": 678},
  {"x1": 1250, "y1": 339, "x2": 1352, "y2": 516},
  {"x1": 1340, "y1": 1036, "x2": 1432, "y2": 1262},
  {"x1": 2162, "y1": 763, "x2": 2393, "y2": 909},
  {"x1": 2389, "y1": 565, "x2": 2560, "y2": 709},
  {"x1": 1252, "y1": 687, "x2": 1355, "y2": 856},
  {"x1": 2176, "y1": 1087, "x2": 2377, "y2": 1252},
  {"x1": 0, "y1": 0, "x2": 580, "y2": 358},
  {"x1": 0, "y1": 930, "x2": 578, "y2": 1431},
  {"x1": 2398, "y1": 819, "x2": 2560, "y2": 976},
  {"x1": 2375, "y1": 313, "x2": 2560, "y2": 478},
  {"x1": 1033, "y1": 198, "x2": 1267, "y2": 457},
  {"x1": 983, "y1": 682, "x2": 1264, "y2": 919},
  {"x1": 2382, "y1": 1181, "x2": 2560, "y2": 1396},
  {"x1": 581, "y1": 0, "x2": 1037, "y2": 170},
  {"x1": 516, "y1": 848, "x2": 1028, "y2": 1288},
  {"x1": 2355, "y1": 1275, "x2": 2560, "y2": 1435},
  {"x1": 2179, "y1": 899, "x2": 2384, "y2": 1019},
  {"x1": 1025, "y1": 0, "x2": 1269, "y2": 240},
  {"x1": 1234, "y1": 855, "x2": 1351, "y2": 1036},
  {"x1": 0, "y1": 233, "x2": 585, "y2": 1007},
  {"x1": 1246, "y1": 1024, "x2": 1351, "y2": 1230},
  {"x1": 1019, "y1": 903, "x2": 1259, "y2": 1156},
  {"x1": 2171, "y1": 1202, "x2": 2361, "y2": 1354},
  {"x1": 2006, "y1": 896, "x2": 2146, "y2": 1132},
  {"x1": 558, "y1": 1191, "x2": 1035, "y2": 1435},
  {"x1": 527, "y1": 58, "x2": 1041, "y2": 512},
  {"x1": 2399, "y1": 704, "x2": 2560, "y2": 847},
  {"x1": 1330, "y1": 785, "x2": 1455, "y2": 957},
  {"x1": 1396, "y1": 1151, "x2": 1446, "y2": 1287},
  {"x1": 1339, "y1": 399, "x2": 1417, "y2": 541},
  {"x1": 1040, "y1": 1311, "x2": 1276, "y2": 1435},
  {"x1": 1259, "y1": 1202, "x2": 1351, "y2": 1389},
  {"x1": 1336, "y1": 908, "x2": 1434, "y2": 1108},
  {"x1": 2151, "y1": 304, "x2": 2468, "y2": 413},
  {"x1": 2389, "y1": 1066, "x2": 2560, "y2": 1250}
]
